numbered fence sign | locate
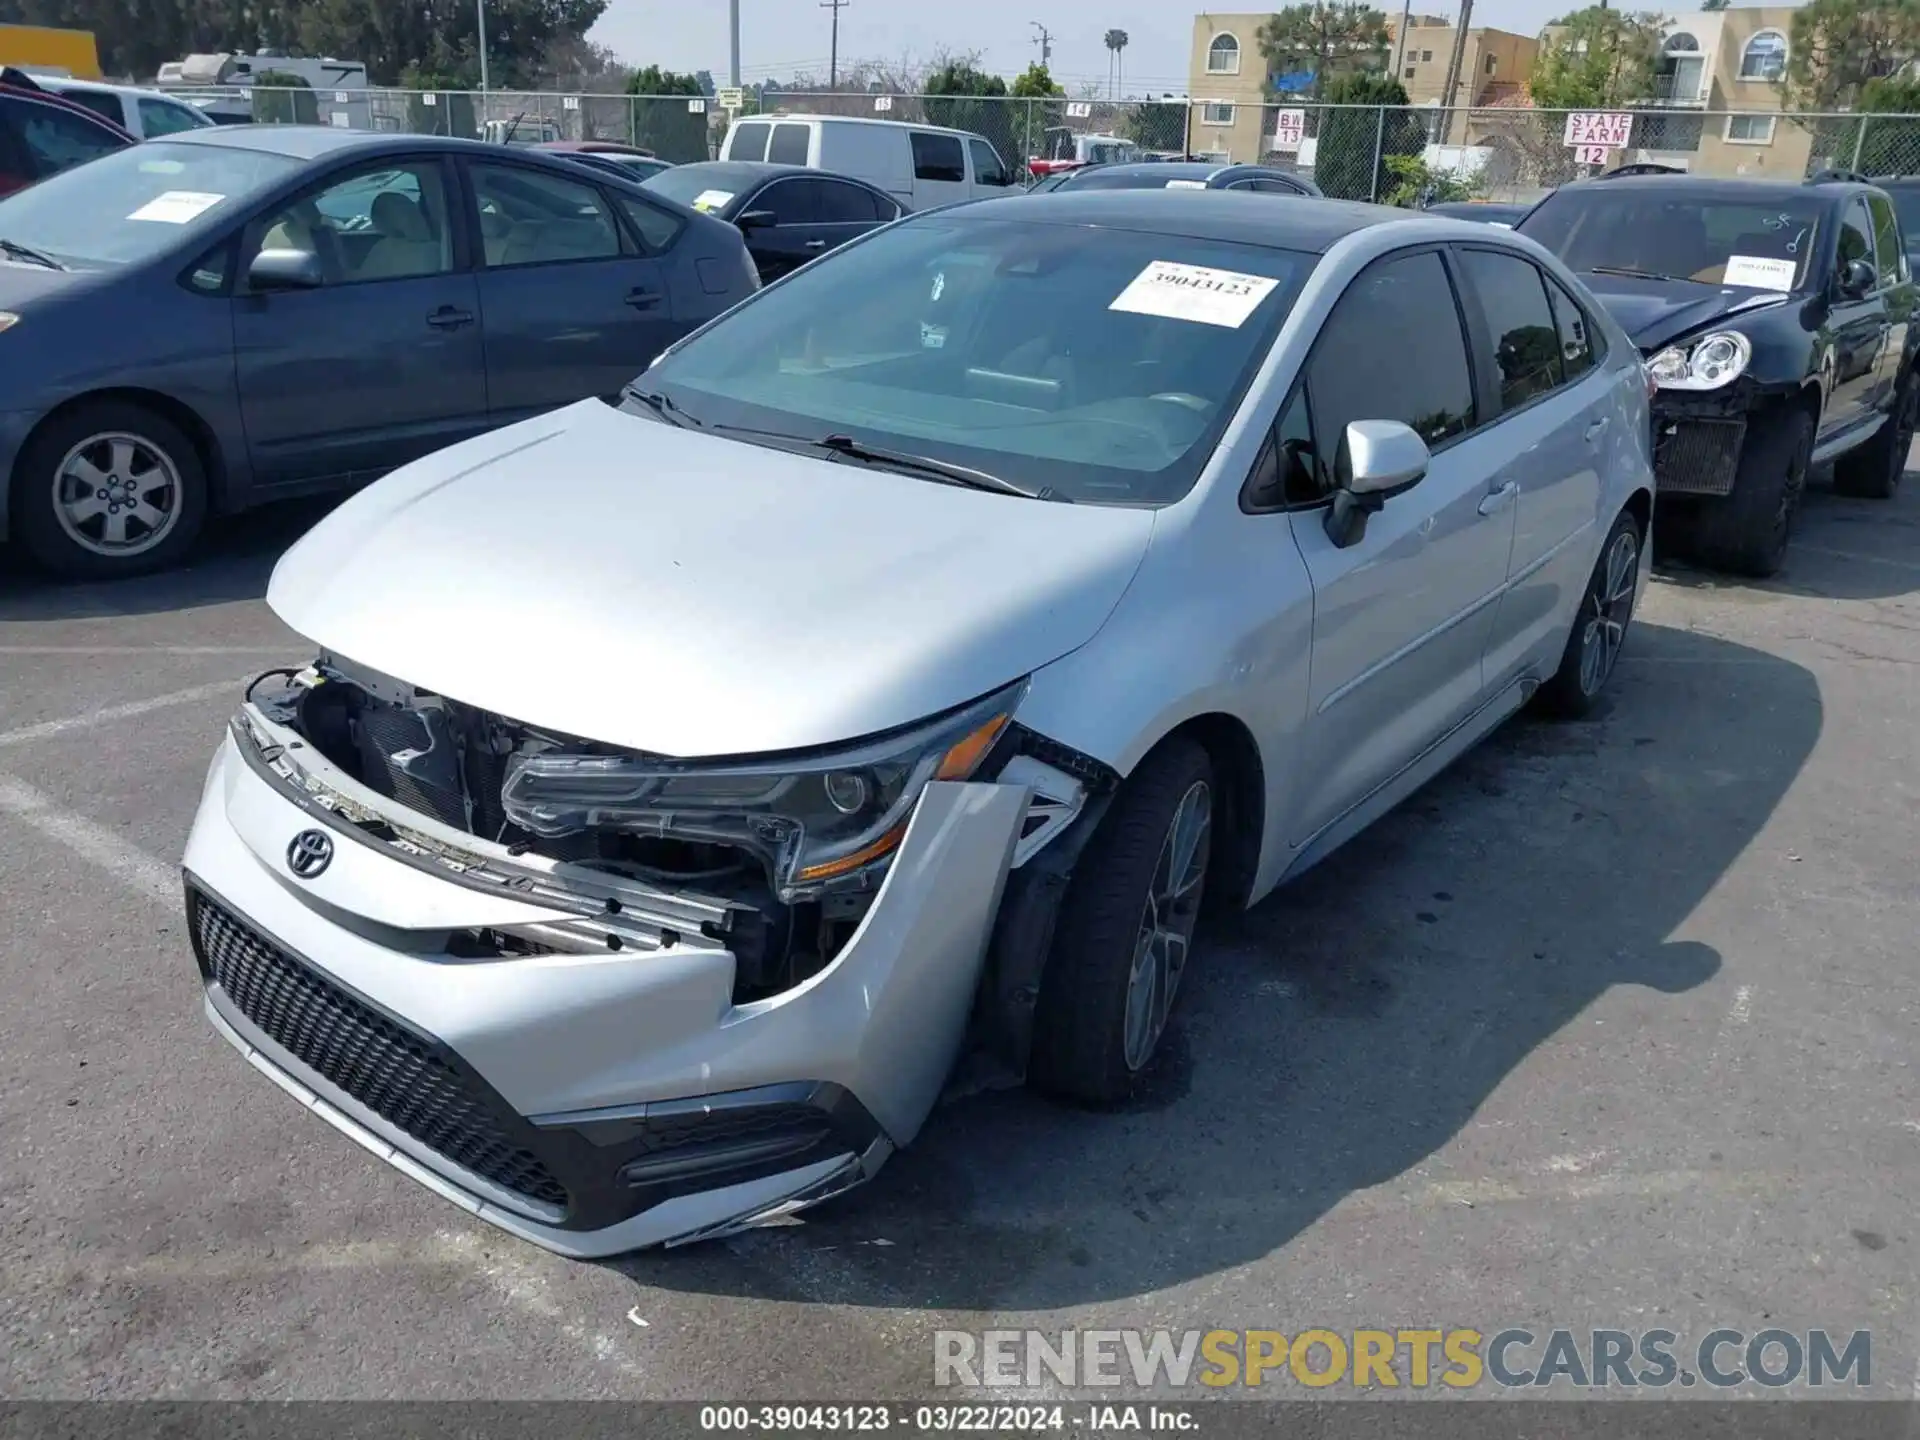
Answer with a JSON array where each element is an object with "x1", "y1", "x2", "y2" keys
[
  {"x1": 420, "y1": 92, "x2": 436, "y2": 106},
  {"x1": 562, "y1": 95, "x2": 579, "y2": 110},
  {"x1": 1066, "y1": 101, "x2": 1092, "y2": 118},
  {"x1": 335, "y1": 90, "x2": 350, "y2": 103},
  {"x1": 874, "y1": 95, "x2": 894, "y2": 111},
  {"x1": 687, "y1": 98, "x2": 707, "y2": 113},
  {"x1": 1563, "y1": 111, "x2": 1633, "y2": 149},
  {"x1": 1271, "y1": 108, "x2": 1307, "y2": 150},
  {"x1": 1572, "y1": 143, "x2": 1611, "y2": 165}
]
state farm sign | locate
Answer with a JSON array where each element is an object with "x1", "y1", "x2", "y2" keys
[{"x1": 1563, "y1": 111, "x2": 1633, "y2": 150}]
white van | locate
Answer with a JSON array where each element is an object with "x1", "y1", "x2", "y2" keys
[
  {"x1": 34, "y1": 76, "x2": 217, "y2": 137},
  {"x1": 718, "y1": 114, "x2": 1017, "y2": 208}
]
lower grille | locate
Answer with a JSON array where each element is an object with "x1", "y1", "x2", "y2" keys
[
  {"x1": 191, "y1": 891, "x2": 570, "y2": 1210},
  {"x1": 1654, "y1": 416, "x2": 1745, "y2": 496}
]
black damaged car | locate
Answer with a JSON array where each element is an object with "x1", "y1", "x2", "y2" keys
[{"x1": 1519, "y1": 170, "x2": 1917, "y2": 576}]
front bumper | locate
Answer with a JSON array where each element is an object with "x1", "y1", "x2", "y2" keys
[{"x1": 182, "y1": 730, "x2": 1028, "y2": 1256}]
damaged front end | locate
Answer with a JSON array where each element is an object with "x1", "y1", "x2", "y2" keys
[{"x1": 187, "y1": 652, "x2": 1102, "y2": 1252}]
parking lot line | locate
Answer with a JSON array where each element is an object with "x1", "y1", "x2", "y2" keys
[
  {"x1": 0, "y1": 678, "x2": 241, "y2": 749},
  {"x1": 0, "y1": 772, "x2": 178, "y2": 904}
]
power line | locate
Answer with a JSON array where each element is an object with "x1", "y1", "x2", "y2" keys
[{"x1": 821, "y1": 0, "x2": 850, "y2": 89}]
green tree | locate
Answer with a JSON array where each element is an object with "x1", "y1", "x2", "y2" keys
[
  {"x1": 1529, "y1": 7, "x2": 1665, "y2": 109},
  {"x1": 402, "y1": 65, "x2": 477, "y2": 137},
  {"x1": 1257, "y1": 3, "x2": 1390, "y2": 101},
  {"x1": 1009, "y1": 61, "x2": 1065, "y2": 161},
  {"x1": 1314, "y1": 71, "x2": 1422, "y2": 201},
  {"x1": 1783, "y1": 0, "x2": 1920, "y2": 113},
  {"x1": 252, "y1": 69, "x2": 318, "y2": 124},
  {"x1": 1381, "y1": 152, "x2": 1480, "y2": 206},
  {"x1": 626, "y1": 65, "x2": 710, "y2": 162},
  {"x1": 1852, "y1": 75, "x2": 1920, "y2": 175},
  {"x1": 1122, "y1": 94, "x2": 1188, "y2": 153},
  {"x1": 1700, "y1": 0, "x2": 1729, "y2": 9},
  {"x1": 922, "y1": 59, "x2": 1010, "y2": 137}
]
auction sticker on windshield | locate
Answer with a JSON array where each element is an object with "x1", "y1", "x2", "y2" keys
[
  {"x1": 691, "y1": 189, "x2": 734, "y2": 213},
  {"x1": 1723, "y1": 254, "x2": 1797, "y2": 292},
  {"x1": 1164, "y1": 179, "x2": 1209, "y2": 190},
  {"x1": 127, "y1": 191, "x2": 225, "y2": 224},
  {"x1": 1110, "y1": 259, "x2": 1280, "y2": 328}
]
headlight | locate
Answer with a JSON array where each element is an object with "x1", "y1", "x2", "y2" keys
[
  {"x1": 0, "y1": 313, "x2": 19, "y2": 335},
  {"x1": 1646, "y1": 331, "x2": 1751, "y2": 391},
  {"x1": 500, "y1": 681, "x2": 1025, "y2": 899}
]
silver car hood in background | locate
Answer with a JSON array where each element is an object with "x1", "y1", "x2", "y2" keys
[{"x1": 267, "y1": 400, "x2": 1156, "y2": 758}]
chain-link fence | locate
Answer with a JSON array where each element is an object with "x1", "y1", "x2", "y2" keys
[{"x1": 179, "y1": 87, "x2": 1920, "y2": 201}]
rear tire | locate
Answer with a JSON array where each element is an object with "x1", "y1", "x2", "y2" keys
[
  {"x1": 1029, "y1": 739, "x2": 1213, "y2": 1105},
  {"x1": 12, "y1": 400, "x2": 208, "y2": 581},
  {"x1": 1537, "y1": 507, "x2": 1643, "y2": 719},
  {"x1": 1833, "y1": 368, "x2": 1915, "y2": 499},
  {"x1": 1684, "y1": 406, "x2": 1812, "y2": 579}
]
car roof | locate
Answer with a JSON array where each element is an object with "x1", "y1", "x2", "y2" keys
[
  {"x1": 538, "y1": 139, "x2": 652, "y2": 155},
  {"x1": 158, "y1": 125, "x2": 591, "y2": 165},
  {"x1": 658, "y1": 159, "x2": 815, "y2": 184},
  {"x1": 1090, "y1": 161, "x2": 1224, "y2": 180},
  {"x1": 744, "y1": 112, "x2": 980, "y2": 140},
  {"x1": 950, "y1": 188, "x2": 1410, "y2": 252},
  {"x1": 1555, "y1": 172, "x2": 1856, "y2": 205},
  {"x1": 36, "y1": 76, "x2": 183, "y2": 102}
]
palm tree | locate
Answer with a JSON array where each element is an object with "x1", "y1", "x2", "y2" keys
[{"x1": 1104, "y1": 28, "x2": 1129, "y2": 98}]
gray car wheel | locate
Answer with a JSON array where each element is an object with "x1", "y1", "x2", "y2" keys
[{"x1": 1538, "y1": 507, "x2": 1643, "y2": 719}]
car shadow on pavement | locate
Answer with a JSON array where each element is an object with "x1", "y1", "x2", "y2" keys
[
  {"x1": 0, "y1": 499, "x2": 334, "y2": 622},
  {"x1": 1654, "y1": 480, "x2": 1920, "y2": 603},
  {"x1": 620, "y1": 621, "x2": 1820, "y2": 1312}
]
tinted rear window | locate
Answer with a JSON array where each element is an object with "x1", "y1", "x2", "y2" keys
[
  {"x1": 768, "y1": 123, "x2": 810, "y2": 165},
  {"x1": 727, "y1": 122, "x2": 770, "y2": 162}
]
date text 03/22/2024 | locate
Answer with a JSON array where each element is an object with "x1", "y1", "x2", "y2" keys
[{"x1": 698, "y1": 1405, "x2": 1192, "y2": 1432}]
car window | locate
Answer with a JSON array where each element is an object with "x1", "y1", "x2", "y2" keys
[
  {"x1": 768, "y1": 123, "x2": 810, "y2": 165},
  {"x1": 255, "y1": 159, "x2": 454, "y2": 285},
  {"x1": 0, "y1": 138, "x2": 297, "y2": 268},
  {"x1": 611, "y1": 191, "x2": 683, "y2": 253},
  {"x1": 51, "y1": 88, "x2": 123, "y2": 125},
  {"x1": 815, "y1": 178, "x2": 882, "y2": 223},
  {"x1": 1307, "y1": 250, "x2": 1474, "y2": 483},
  {"x1": 1276, "y1": 384, "x2": 1325, "y2": 507},
  {"x1": 1545, "y1": 276, "x2": 1598, "y2": 383},
  {"x1": 637, "y1": 215, "x2": 1310, "y2": 506},
  {"x1": 1457, "y1": 248, "x2": 1564, "y2": 415},
  {"x1": 471, "y1": 163, "x2": 621, "y2": 268},
  {"x1": 756, "y1": 178, "x2": 816, "y2": 225},
  {"x1": 1838, "y1": 199, "x2": 1875, "y2": 279},
  {"x1": 1251, "y1": 178, "x2": 1304, "y2": 194},
  {"x1": 1867, "y1": 192, "x2": 1902, "y2": 288},
  {"x1": 1522, "y1": 189, "x2": 1822, "y2": 291},
  {"x1": 16, "y1": 99, "x2": 124, "y2": 178},
  {"x1": 726, "y1": 121, "x2": 770, "y2": 162},
  {"x1": 1885, "y1": 187, "x2": 1920, "y2": 255},
  {"x1": 969, "y1": 138, "x2": 1010, "y2": 187},
  {"x1": 138, "y1": 97, "x2": 209, "y2": 137},
  {"x1": 911, "y1": 132, "x2": 965, "y2": 184}
]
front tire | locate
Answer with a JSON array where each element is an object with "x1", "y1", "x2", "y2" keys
[
  {"x1": 12, "y1": 401, "x2": 208, "y2": 581},
  {"x1": 1684, "y1": 406, "x2": 1813, "y2": 578},
  {"x1": 1029, "y1": 738, "x2": 1213, "y2": 1104},
  {"x1": 1833, "y1": 368, "x2": 1915, "y2": 499},
  {"x1": 1537, "y1": 508, "x2": 1642, "y2": 719}
]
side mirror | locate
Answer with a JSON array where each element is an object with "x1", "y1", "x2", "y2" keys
[
  {"x1": 1325, "y1": 419, "x2": 1430, "y2": 549},
  {"x1": 248, "y1": 247, "x2": 324, "y2": 291},
  {"x1": 1842, "y1": 257, "x2": 1877, "y2": 297},
  {"x1": 735, "y1": 209, "x2": 776, "y2": 231}
]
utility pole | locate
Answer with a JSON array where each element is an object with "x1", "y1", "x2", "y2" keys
[
  {"x1": 1392, "y1": 0, "x2": 1412, "y2": 74},
  {"x1": 1030, "y1": 21, "x2": 1053, "y2": 67},
  {"x1": 729, "y1": 0, "x2": 741, "y2": 88},
  {"x1": 1436, "y1": 0, "x2": 1472, "y2": 145},
  {"x1": 822, "y1": 0, "x2": 848, "y2": 88},
  {"x1": 476, "y1": 0, "x2": 489, "y2": 99}
]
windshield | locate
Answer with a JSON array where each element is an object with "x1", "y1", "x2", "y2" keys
[
  {"x1": 642, "y1": 165, "x2": 752, "y2": 210},
  {"x1": 0, "y1": 140, "x2": 298, "y2": 268},
  {"x1": 634, "y1": 215, "x2": 1308, "y2": 505},
  {"x1": 1520, "y1": 189, "x2": 1822, "y2": 291}
]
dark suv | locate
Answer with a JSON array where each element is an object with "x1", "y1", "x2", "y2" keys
[
  {"x1": 1519, "y1": 169, "x2": 1917, "y2": 576},
  {"x1": 0, "y1": 68, "x2": 133, "y2": 198}
]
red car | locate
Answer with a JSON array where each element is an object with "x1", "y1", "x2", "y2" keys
[{"x1": 0, "y1": 67, "x2": 134, "y2": 199}]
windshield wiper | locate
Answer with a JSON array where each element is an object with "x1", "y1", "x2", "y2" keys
[
  {"x1": 1586, "y1": 264, "x2": 1689, "y2": 283},
  {"x1": 0, "y1": 238, "x2": 64, "y2": 271},
  {"x1": 622, "y1": 386, "x2": 702, "y2": 428},
  {"x1": 812, "y1": 433, "x2": 1062, "y2": 500}
]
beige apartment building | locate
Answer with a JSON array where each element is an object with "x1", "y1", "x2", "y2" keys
[{"x1": 1642, "y1": 7, "x2": 1810, "y2": 177}]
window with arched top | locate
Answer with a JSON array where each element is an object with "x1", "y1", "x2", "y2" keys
[
  {"x1": 1664, "y1": 32, "x2": 1700, "y2": 53},
  {"x1": 1740, "y1": 29, "x2": 1788, "y2": 81},
  {"x1": 1207, "y1": 33, "x2": 1241, "y2": 74}
]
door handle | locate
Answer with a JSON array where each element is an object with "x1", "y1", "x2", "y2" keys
[
  {"x1": 1478, "y1": 480, "x2": 1518, "y2": 516},
  {"x1": 426, "y1": 306, "x2": 474, "y2": 330},
  {"x1": 625, "y1": 286, "x2": 663, "y2": 310},
  {"x1": 1584, "y1": 417, "x2": 1609, "y2": 444},
  {"x1": 803, "y1": 238, "x2": 827, "y2": 250}
]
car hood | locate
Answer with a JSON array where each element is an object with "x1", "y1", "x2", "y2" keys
[
  {"x1": 0, "y1": 258, "x2": 97, "y2": 310},
  {"x1": 268, "y1": 400, "x2": 1157, "y2": 758},
  {"x1": 1577, "y1": 271, "x2": 1796, "y2": 353}
]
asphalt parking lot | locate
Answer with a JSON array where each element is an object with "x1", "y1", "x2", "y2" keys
[{"x1": 0, "y1": 473, "x2": 1916, "y2": 1403}]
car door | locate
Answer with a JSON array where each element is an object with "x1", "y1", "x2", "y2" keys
[
  {"x1": 231, "y1": 155, "x2": 490, "y2": 490},
  {"x1": 466, "y1": 158, "x2": 681, "y2": 419},
  {"x1": 1824, "y1": 198, "x2": 1885, "y2": 437},
  {"x1": 1283, "y1": 247, "x2": 1517, "y2": 848},
  {"x1": 739, "y1": 176, "x2": 827, "y2": 282},
  {"x1": 1451, "y1": 244, "x2": 1610, "y2": 690},
  {"x1": 908, "y1": 130, "x2": 969, "y2": 206},
  {"x1": 811, "y1": 176, "x2": 899, "y2": 254},
  {"x1": 967, "y1": 136, "x2": 1015, "y2": 193},
  {"x1": 1867, "y1": 190, "x2": 1912, "y2": 406}
]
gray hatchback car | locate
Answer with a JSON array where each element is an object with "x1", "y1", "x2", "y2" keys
[
  {"x1": 0, "y1": 126, "x2": 759, "y2": 578},
  {"x1": 183, "y1": 191, "x2": 1655, "y2": 1256}
]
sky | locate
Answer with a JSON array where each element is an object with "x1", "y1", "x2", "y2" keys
[{"x1": 587, "y1": 0, "x2": 1609, "y2": 98}]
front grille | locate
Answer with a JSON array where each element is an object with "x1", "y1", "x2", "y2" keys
[
  {"x1": 192, "y1": 891, "x2": 570, "y2": 1210},
  {"x1": 1654, "y1": 416, "x2": 1745, "y2": 496},
  {"x1": 631, "y1": 1100, "x2": 831, "y2": 1157}
]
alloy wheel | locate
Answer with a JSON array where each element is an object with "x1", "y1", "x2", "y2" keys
[
  {"x1": 1578, "y1": 528, "x2": 1639, "y2": 697},
  {"x1": 1891, "y1": 383, "x2": 1917, "y2": 490},
  {"x1": 53, "y1": 432, "x2": 183, "y2": 559},
  {"x1": 1122, "y1": 779, "x2": 1211, "y2": 1072}
]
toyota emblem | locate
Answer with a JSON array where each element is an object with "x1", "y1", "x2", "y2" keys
[{"x1": 286, "y1": 829, "x2": 334, "y2": 880}]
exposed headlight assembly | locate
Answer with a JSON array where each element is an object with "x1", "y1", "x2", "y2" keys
[
  {"x1": 500, "y1": 681, "x2": 1026, "y2": 899},
  {"x1": 1646, "y1": 330, "x2": 1751, "y2": 391}
]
